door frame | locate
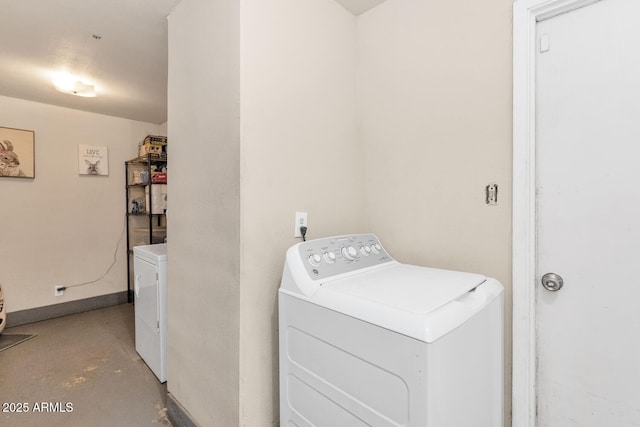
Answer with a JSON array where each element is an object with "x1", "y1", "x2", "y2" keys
[{"x1": 512, "y1": 0, "x2": 602, "y2": 426}]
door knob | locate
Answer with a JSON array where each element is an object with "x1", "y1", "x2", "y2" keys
[{"x1": 541, "y1": 272, "x2": 564, "y2": 291}]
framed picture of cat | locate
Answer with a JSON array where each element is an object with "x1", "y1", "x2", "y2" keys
[
  {"x1": 0, "y1": 126, "x2": 35, "y2": 179},
  {"x1": 78, "y1": 145, "x2": 109, "y2": 176}
]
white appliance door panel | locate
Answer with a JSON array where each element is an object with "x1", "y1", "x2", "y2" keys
[
  {"x1": 280, "y1": 291, "x2": 503, "y2": 427},
  {"x1": 134, "y1": 255, "x2": 161, "y2": 379},
  {"x1": 280, "y1": 292, "x2": 425, "y2": 427}
]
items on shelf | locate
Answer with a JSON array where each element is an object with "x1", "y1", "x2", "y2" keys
[
  {"x1": 131, "y1": 169, "x2": 149, "y2": 185},
  {"x1": 152, "y1": 171, "x2": 167, "y2": 183},
  {"x1": 146, "y1": 184, "x2": 167, "y2": 214},
  {"x1": 125, "y1": 138, "x2": 168, "y2": 303},
  {"x1": 138, "y1": 135, "x2": 167, "y2": 157},
  {"x1": 130, "y1": 197, "x2": 146, "y2": 214}
]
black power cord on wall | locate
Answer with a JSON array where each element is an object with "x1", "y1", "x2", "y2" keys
[{"x1": 59, "y1": 216, "x2": 127, "y2": 292}]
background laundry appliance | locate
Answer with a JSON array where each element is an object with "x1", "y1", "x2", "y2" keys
[
  {"x1": 279, "y1": 234, "x2": 503, "y2": 426},
  {"x1": 134, "y1": 243, "x2": 167, "y2": 382}
]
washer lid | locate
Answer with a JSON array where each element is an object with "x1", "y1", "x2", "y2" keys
[
  {"x1": 283, "y1": 263, "x2": 501, "y2": 343},
  {"x1": 323, "y1": 263, "x2": 486, "y2": 315},
  {"x1": 133, "y1": 243, "x2": 167, "y2": 262}
]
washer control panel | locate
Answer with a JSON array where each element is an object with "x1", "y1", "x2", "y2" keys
[{"x1": 297, "y1": 234, "x2": 393, "y2": 280}]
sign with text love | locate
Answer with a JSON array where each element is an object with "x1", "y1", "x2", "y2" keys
[{"x1": 78, "y1": 145, "x2": 109, "y2": 176}]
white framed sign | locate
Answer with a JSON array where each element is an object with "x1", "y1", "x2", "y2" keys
[{"x1": 78, "y1": 145, "x2": 109, "y2": 176}]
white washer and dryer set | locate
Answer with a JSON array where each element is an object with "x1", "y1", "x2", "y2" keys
[{"x1": 279, "y1": 234, "x2": 503, "y2": 427}]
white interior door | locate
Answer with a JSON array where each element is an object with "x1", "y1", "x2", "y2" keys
[{"x1": 536, "y1": 0, "x2": 640, "y2": 425}]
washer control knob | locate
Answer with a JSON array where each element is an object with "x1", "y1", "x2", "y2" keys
[
  {"x1": 323, "y1": 251, "x2": 337, "y2": 263},
  {"x1": 308, "y1": 254, "x2": 322, "y2": 267},
  {"x1": 360, "y1": 246, "x2": 372, "y2": 256},
  {"x1": 341, "y1": 246, "x2": 358, "y2": 261},
  {"x1": 371, "y1": 243, "x2": 381, "y2": 254}
]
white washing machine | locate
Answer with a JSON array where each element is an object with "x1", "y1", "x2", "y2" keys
[
  {"x1": 279, "y1": 234, "x2": 503, "y2": 427},
  {"x1": 134, "y1": 243, "x2": 167, "y2": 383}
]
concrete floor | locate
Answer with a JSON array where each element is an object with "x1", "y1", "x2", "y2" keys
[{"x1": 0, "y1": 304, "x2": 170, "y2": 427}]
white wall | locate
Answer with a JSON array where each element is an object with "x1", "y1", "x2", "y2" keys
[
  {"x1": 167, "y1": 0, "x2": 361, "y2": 424},
  {"x1": 240, "y1": 0, "x2": 362, "y2": 424},
  {"x1": 166, "y1": 0, "x2": 241, "y2": 425},
  {"x1": 0, "y1": 95, "x2": 163, "y2": 313},
  {"x1": 357, "y1": 0, "x2": 513, "y2": 421}
]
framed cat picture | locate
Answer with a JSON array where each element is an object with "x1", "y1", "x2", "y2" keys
[
  {"x1": 78, "y1": 145, "x2": 109, "y2": 176},
  {"x1": 0, "y1": 126, "x2": 35, "y2": 179}
]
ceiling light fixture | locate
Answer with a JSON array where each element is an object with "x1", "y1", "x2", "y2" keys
[{"x1": 52, "y1": 73, "x2": 97, "y2": 98}]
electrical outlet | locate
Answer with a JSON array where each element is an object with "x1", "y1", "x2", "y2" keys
[
  {"x1": 294, "y1": 212, "x2": 308, "y2": 237},
  {"x1": 54, "y1": 285, "x2": 65, "y2": 297}
]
